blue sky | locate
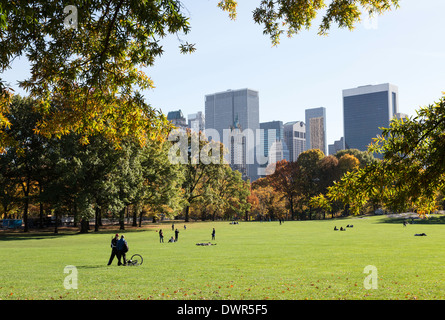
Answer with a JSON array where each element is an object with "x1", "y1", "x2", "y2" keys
[{"x1": 3, "y1": 1, "x2": 445, "y2": 146}]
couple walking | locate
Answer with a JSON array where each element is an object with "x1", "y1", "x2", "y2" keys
[{"x1": 107, "y1": 234, "x2": 129, "y2": 266}]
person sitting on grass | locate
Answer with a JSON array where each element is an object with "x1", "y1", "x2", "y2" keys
[{"x1": 168, "y1": 236, "x2": 175, "y2": 243}]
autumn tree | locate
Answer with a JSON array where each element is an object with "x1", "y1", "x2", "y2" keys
[
  {"x1": 328, "y1": 94, "x2": 445, "y2": 216},
  {"x1": 265, "y1": 160, "x2": 302, "y2": 220}
]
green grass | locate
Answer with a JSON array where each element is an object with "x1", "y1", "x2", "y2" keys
[{"x1": 1, "y1": 215, "x2": 444, "y2": 300}]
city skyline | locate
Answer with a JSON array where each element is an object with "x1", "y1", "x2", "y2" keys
[{"x1": 2, "y1": 1, "x2": 445, "y2": 147}]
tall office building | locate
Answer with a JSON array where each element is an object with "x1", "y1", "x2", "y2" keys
[
  {"x1": 188, "y1": 111, "x2": 205, "y2": 133},
  {"x1": 167, "y1": 109, "x2": 187, "y2": 130},
  {"x1": 205, "y1": 88, "x2": 260, "y2": 181},
  {"x1": 343, "y1": 83, "x2": 399, "y2": 154},
  {"x1": 258, "y1": 121, "x2": 289, "y2": 176},
  {"x1": 305, "y1": 107, "x2": 327, "y2": 155},
  {"x1": 283, "y1": 121, "x2": 306, "y2": 162},
  {"x1": 328, "y1": 137, "x2": 345, "y2": 155}
]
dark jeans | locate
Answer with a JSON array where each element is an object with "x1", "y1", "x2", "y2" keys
[
  {"x1": 108, "y1": 249, "x2": 117, "y2": 265},
  {"x1": 117, "y1": 250, "x2": 127, "y2": 265}
]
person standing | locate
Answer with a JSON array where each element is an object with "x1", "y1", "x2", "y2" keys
[
  {"x1": 117, "y1": 235, "x2": 129, "y2": 266},
  {"x1": 175, "y1": 228, "x2": 179, "y2": 242},
  {"x1": 211, "y1": 228, "x2": 215, "y2": 240},
  {"x1": 107, "y1": 234, "x2": 119, "y2": 265},
  {"x1": 159, "y1": 229, "x2": 164, "y2": 243}
]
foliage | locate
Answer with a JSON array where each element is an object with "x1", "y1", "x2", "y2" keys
[
  {"x1": 0, "y1": 0, "x2": 399, "y2": 151},
  {"x1": 0, "y1": 0, "x2": 195, "y2": 149},
  {"x1": 219, "y1": 0, "x2": 399, "y2": 45},
  {"x1": 324, "y1": 95, "x2": 445, "y2": 216}
]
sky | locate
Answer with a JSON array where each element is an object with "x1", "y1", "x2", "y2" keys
[{"x1": 2, "y1": 1, "x2": 445, "y2": 146}]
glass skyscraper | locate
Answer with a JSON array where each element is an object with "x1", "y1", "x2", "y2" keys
[
  {"x1": 305, "y1": 107, "x2": 327, "y2": 155},
  {"x1": 283, "y1": 121, "x2": 306, "y2": 162},
  {"x1": 343, "y1": 83, "x2": 399, "y2": 154},
  {"x1": 205, "y1": 88, "x2": 260, "y2": 181}
]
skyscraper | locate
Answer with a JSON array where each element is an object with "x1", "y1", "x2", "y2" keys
[
  {"x1": 283, "y1": 121, "x2": 306, "y2": 162},
  {"x1": 305, "y1": 107, "x2": 327, "y2": 155},
  {"x1": 343, "y1": 83, "x2": 399, "y2": 154},
  {"x1": 205, "y1": 88, "x2": 260, "y2": 181},
  {"x1": 188, "y1": 111, "x2": 205, "y2": 133},
  {"x1": 167, "y1": 109, "x2": 187, "y2": 130},
  {"x1": 328, "y1": 137, "x2": 345, "y2": 155},
  {"x1": 258, "y1": 120, "x2": 289, "y2": 177}
]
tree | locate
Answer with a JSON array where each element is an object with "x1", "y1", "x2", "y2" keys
[
  {"x1": 296, "y1": 149, "x2": 325, "y2": 219},
  {"x1": 265, "y1": 160, "x2": 302, "y2": 220},
  {"x1": 0, "y1": 96, "x2": 48, "y2": 231},
  {"x1": 219, "y1": 0, "x2": 400, "y2": 45},
  {"x1": 0, "y1": 0, "x2": 192, "y2": 149},
  {"x1": 334, "y1": 149, "x2": 377, "y2": 168},
  {"x1": 172, "y1": 130, "x2": 225, "y2": 222},
  {"x1": 328, "y1": 94, "x2": 445, "y2": 216},
  {"x1": 139, "y1": 139, "x2": 185, "y2": 225}
]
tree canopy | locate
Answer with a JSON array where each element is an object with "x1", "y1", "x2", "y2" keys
[{"x1": 0, "y1": 0, "x2": 400, "y2": 151}]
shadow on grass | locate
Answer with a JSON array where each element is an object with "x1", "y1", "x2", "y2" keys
[
  {"x1": 0, "y1": 225, "x2": 153, "y2": 241},
  {"x1": 380, "y1": 214, "x2": 445, "y2": 225}
]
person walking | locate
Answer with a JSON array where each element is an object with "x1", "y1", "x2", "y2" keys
[
  {"x1": 117, "y1": 235, "x2": 129, "y2": 266},
  {"x1": 159, "y1": 229, "x2": 164, "y2": 243},
  {"x1": 211, "y1": 228, "x2": 215, "y2": 240},
  {"x1": 107, "y1": 234, "x2": 119, "y2": 265},
  {"x1": 174, "y1": 228, "x2": 179, "y2": 242}
]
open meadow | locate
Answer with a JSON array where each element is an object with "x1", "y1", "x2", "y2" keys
[{"x1": 1, "y1": 215, "x2": 444, "y2": 300}]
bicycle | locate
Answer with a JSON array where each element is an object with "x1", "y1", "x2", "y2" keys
[{"x1": 126, "y1": 254, "x2": 143, "y2": 266}]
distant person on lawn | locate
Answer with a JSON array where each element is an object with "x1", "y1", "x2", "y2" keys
[
  {"x1": 159, "y1": 229, "x2": 164, "y2": 243},
  {"x1": 175, "y1": 228, "x2": 179, "y2": 241},
  {"x1": 117, "y1": 235, "x2": 129, "y2": 266},
  {"x1": 212, "y1": 228, "x2": 215, "y2": 240},
  {"x1": 107, "y1": 233, "x2": 119, "y2": 265}
]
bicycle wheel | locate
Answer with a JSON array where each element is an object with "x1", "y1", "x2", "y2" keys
[{"x1": 129, "y1": 254, "x2": 143, "y2": 266}]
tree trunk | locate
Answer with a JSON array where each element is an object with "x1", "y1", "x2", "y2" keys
[
  {"x1": 39, "y1": 184, "x2": 44, "y2": 229},
  {"x1": 185, "y1": 205, "x2": 190, "y2": 222},
  {"x1": 23, "y1": 193, "x2": 29, "y2": 232},
  {"x1": 119, "y1": 207, "x2": 125, "y2": 230},
  {"x1": 132, "y1": 204, "x2": 138, "y2": 227},
  {"x1": 54, "y1": 209, "x2": 59, "y2": 234},
  {"x1": 80, "y1": 219, "x2": 89, "y2": 233},
  {"x1": 138, "y1": 208, "x2": 144, "y2": 227},
  {"x1": 94, "y1": 206, "x2": 100, "y2": 232}
]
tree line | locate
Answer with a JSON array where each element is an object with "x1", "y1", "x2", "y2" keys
[
  {"x1": 249, "y1": 149, "x2": 377, "y2": 221},
  {"x1": 0, "y1": 96, "x2": 250, "y2": 232}
]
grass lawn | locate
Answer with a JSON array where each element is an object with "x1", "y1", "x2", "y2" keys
[{"x1": 0, "y1": 215, "x2": 444, "y2": 300}]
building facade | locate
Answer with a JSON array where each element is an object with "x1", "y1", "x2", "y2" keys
[
  {"x1": 188, "y1": 111, "x2": 205, "y2": 133},
  {"x1": 328, "y1": 137, "x2": 345, "y2": 155},
  {"x1": 205, "y1": 88, "x2": 260, "y2": 181},
  {"x1": 343, "y1": 83, "x2": 399, "y2": 154},
  {"x1": 167, "y1": 109, "x2": 187, "y2": 130},
  {"x1": 283, "y1": 121, "x2": 306, "y2": 162},
  {"x1": 258, "y1": 120, "x2": 289, "y2": 177},
  {"x1": 305, "y1": 107, "x2": 327, "y2": 155}
]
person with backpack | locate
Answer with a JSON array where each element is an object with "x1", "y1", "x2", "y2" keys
[
  {"x1": 117, "y1": 235, "x2": 129, "y2": 266},
  {"x1": 107, "y1": 234, "x2": 119, "y2": 265}
]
